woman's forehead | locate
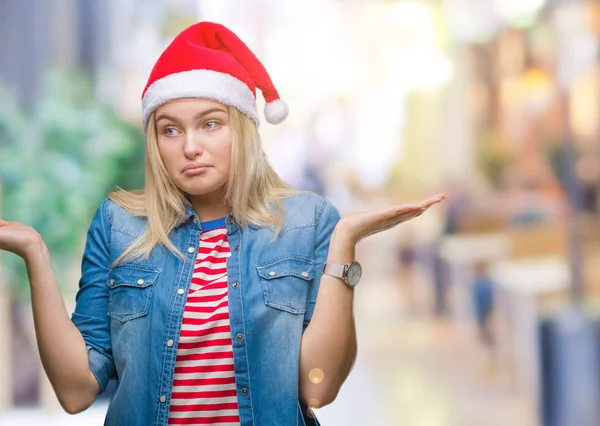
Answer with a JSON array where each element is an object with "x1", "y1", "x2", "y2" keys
[{"x1": 156, "y1": 98, "x2": 227, "y2": 116}]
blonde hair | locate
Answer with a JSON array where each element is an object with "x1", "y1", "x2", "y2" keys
[{"x1": 108, "y1": 105, "x2": 306, "y2": 265}]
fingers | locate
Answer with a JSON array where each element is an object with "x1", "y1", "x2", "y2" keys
[
  {"x1": 390, "y1": 194, "x2": 447, "y2": 215},
  {"x1": 393, "y1": 199, "x2": 440, "y2": 221},
  {"x1": 401, "y1": 194, "x2": 446, "y2": 212},
  {"x1": 392, "y1": 203, "x2": 423, "y2": 215},
  {"x1": 383, "y1": 208, "x2": 425, "y2": 228},
  {"x1": 420, "y1": 193, "x2": 447, "y2": 208}
]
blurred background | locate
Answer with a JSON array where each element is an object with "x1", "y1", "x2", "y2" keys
[{"x1": 1, "y1": 0, "x2": 600, "y2": 425}]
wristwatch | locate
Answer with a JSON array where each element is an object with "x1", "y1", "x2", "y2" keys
[{"x1": 322, "y1": 260, "x2": 362, "y2": 288}]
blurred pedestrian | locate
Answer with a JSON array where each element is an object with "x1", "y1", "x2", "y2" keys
[
  {"x1": 470, "y1": 261, "x2": 495, "y2": 347},
  {"x1": 396, "y1": 231, "x2": 420, "y2": 315}
]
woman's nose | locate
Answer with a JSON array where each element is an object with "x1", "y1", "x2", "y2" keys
[{"x1": 184, "y1": 133, "x2": 204, "y2": 159}]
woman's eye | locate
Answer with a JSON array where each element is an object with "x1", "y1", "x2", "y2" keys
[
  {"x1": 204, "y1": 120, "x2": 219, "y2": 130},
  {"x1": 163, "y1": 127, "x2": 179, "y2": 136}
]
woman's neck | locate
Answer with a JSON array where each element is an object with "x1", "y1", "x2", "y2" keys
[{"x1": 188, "y1": 192, "x2": 230, "y2": 222}]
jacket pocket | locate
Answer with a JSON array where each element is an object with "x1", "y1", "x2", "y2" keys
[
  {"x1": 256, "y1": 256, "x2": 315, "y2": 315},
  {"x1": 107, "y1": 265, "x2": 160, "y2": 323}
]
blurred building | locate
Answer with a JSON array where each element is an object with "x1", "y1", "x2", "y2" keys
[
  {"x1": 0, "y1": 0, "x2": 194, "y2": 122},
  {"x1": 1, "y1": 0, "x2": 109, "y2": 107}
]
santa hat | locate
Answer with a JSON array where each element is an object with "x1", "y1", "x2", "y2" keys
[{"x1": 141, "y1": 21, "x2": 288, "y2": 131}]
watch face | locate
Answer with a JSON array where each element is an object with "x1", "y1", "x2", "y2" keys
[{"x1": 346, "y1": 262, "x2": 362, "y2": 286}]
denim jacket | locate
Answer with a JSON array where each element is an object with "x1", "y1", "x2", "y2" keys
[{"x1": 71, "y1": 192, "x2": 341, "y2": 425}]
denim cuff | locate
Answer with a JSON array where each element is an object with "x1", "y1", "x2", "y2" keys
[{"x1": 87, "y1": 345, "x2": 116, "y2": 393}]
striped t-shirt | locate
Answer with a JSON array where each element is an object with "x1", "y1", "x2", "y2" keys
[{"x1": 168, "y1": 217, "x2": 240, "y2": 425}]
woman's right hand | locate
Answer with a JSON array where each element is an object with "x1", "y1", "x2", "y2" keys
[{"x1": 0, "y1": 218, "x2": 43, "y2": 259}]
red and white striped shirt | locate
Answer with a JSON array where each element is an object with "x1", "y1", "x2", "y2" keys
[{"x1": 168, "y1": 218, "x2": 240, "y2": 425}]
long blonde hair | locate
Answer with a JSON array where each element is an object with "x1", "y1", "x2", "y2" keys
[{"x1": 108, "y1": 105, "x2": 305, "y2": 265}]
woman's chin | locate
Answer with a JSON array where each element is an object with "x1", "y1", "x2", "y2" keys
[{"x1": 182, "y1": 184, "x2": 226, "y2": 198}]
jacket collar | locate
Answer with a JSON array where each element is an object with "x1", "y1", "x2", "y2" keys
[{"x1": 173, "y1": 203, "x2": 260, "y2": 233}]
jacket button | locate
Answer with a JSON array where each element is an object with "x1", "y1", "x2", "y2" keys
[
  {"x1": 236, "y1": 333, "x2": 244, "y2": 341},
  {"x1": 232, "y1": 282, "x2": 239, "y2": 289},
  {"x1": 109, "y1": 279, "x2": 114, "y2": 286},
  {"x1": 177, "y1": 289, "x2": 185, "y2": 295},
  {"x1": 160, "y1": 395, "x2": 167, "y2": 403},
  {"x1": 167, "y1": 339, "x2": 174, "y2": 347},
  {"x1": 269, "y1": 271, "x2": 276, "y2": 276},
  {"x1": 241, "y1": 388, "x2": 249, "y2": 396},
  {"x1": 234, "y1": 245, "x2": 239, "y2": 251},
  {"x1": 301, "y1": 272, "x2": 309, "y2": 278},
  {"x1": 188, "y1": 247, "x2": 195, "y2": 254},
  {"x1": 229, "y1": 218, "x2": 235, "y2": 225},
  {"x1": 137, "y1": 279, "x2": 145, "y2": 285}
]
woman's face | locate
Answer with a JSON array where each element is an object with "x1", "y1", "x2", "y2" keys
[{"x1": 155, "y1": 98, "x2": 232, "y2": 198}]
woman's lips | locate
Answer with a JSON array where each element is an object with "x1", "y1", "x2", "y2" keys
[
  {"x1": 184, "y1": 167, "x2": 209, "y2": 176},
  {"x1": 182, "y1": 163, "x2": 210, "y2": 175}
]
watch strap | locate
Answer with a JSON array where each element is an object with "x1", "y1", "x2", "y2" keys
[{"x1": 322, "y1": 263, "x2": 346, "y2": 279}]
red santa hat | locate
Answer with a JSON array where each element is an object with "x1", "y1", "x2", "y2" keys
[{"x1": 141, "y1": 21, "x2": 288, "y2": 131}]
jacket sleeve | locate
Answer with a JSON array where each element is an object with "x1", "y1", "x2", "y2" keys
[
  {"x1": 71, "y1": 198, "x2": 117, "y2": 392},
  {"x1": 303, "y1": 196, "x2": 341, "y2": 332}
]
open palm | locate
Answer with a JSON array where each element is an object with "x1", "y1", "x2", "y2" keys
[
  {"x1": 0, "y1": 218, "x2": 42, "y2": 258},
  {"x1": 337, "y1": 193, "x2": 447, "y2": 244}
]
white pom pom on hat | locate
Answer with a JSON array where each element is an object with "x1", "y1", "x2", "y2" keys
[
  {"x1": 264, "y1": 99, "x2": 289, "y2": 124},
  {"x1": 141, "y1": 21, "x2": 288, "y2": 131}
]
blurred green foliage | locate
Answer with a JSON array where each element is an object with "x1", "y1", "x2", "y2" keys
[{"x1": 0, "y1": 71, "x2": 145, "y2": 299}]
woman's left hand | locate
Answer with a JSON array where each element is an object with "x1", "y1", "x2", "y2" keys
[{"x1": 332, "y1": 193, "x2": 447, "y2": 247}]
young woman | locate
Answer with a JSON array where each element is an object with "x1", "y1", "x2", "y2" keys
[{"x1": 0, "y1": 22, "x2": 445, "y2": 425}]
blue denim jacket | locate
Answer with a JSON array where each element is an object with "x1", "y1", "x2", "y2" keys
[{"x1": 71, "y1": 193, "x2": 341, "y2": 425}]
